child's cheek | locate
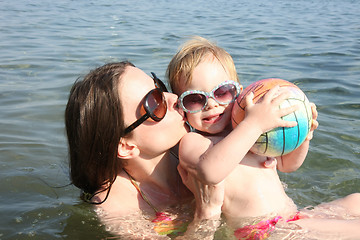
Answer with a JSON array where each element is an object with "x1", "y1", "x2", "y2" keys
[{"x1": 186, "y1": 113, "x2": 202, "y2": 130}]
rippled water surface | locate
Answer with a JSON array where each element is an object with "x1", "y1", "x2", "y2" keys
[{"x1": 0, "y1": 0, "x2": 359, "y2": 239}]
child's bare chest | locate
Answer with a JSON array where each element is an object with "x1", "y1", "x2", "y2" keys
[{"x1": 222, "y1": 156, "x2": 295, "y2": 218}]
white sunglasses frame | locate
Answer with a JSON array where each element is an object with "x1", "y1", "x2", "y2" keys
[{"x1": 178, "y1": 80, "x2": 243, "y2": 113}]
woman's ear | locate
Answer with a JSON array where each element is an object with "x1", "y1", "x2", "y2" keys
[{"x1": 117, "y1": 138, "x2": 139, "y2": 159}]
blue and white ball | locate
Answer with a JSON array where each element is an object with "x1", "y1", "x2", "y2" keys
[{"x1": 232, "y1": 78, "x2": 312, "y2": 157}]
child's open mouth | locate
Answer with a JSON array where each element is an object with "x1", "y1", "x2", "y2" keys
[{"x1": 203, "y1": 113, "x2": 223, "y2": 123}]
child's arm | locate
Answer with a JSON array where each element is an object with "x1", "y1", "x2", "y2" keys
[
  {"x1": 277, "y1": 103, "x2": 319, "y2": 172},
  {"x1": 179, "y1": 86, "x2": 298, "y2": 185}
]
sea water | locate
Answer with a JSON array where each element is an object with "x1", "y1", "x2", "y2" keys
[{"x1": 0, "y1": 0, "x2": 359, "y2": 239}]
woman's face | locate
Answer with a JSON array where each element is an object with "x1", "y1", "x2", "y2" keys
[
  {"x1": 179, "y1": 56, "x2": 234, "y2": 134},
  {"x1": 119, "y1": 66, "x2": 188, "y2": 155}
]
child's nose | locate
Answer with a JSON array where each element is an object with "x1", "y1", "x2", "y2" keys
[{"x1": 204, "y1": 97, "x2": 219, "y2": 110}]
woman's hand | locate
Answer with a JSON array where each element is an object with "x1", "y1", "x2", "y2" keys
[
  {"x1": 176, "y1": 164, "x2": 224, "y2": 240},
  {"x1": 177, "y1": 164, "x2": 224, "y2": 220}
]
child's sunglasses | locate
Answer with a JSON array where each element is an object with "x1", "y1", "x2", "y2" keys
[
  {"x1": 124, "y1": 72, "x2": 168, "y2": 135},
  {"x1": 178, "y1": 80, "x2": 242, "y2": 113}
]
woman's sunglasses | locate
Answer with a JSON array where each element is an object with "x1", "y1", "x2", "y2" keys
[
  {"x1": 178, "y1": 80, "x2": 242, "y2": 113},
  {"x1": 124, "y1": 72, "x2": 168, "y2": 135}
]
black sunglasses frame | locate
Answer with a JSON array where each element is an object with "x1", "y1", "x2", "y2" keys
[
  {"x1": 151, "y1": 72, "x2": 168, "y2": 92},
  {"x1": 123, "y1": 73, "x2": 168, "y2": 135}
]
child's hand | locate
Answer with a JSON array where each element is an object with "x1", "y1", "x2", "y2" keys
[
  {"x1": 306, "y1": 103, "x2": 319, "y2": 141},
  {"x1": 244, "y1": 86, "x2": 298, "y2": 134}
]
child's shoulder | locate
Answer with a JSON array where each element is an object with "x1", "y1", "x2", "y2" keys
[
  {"x1": 179, "y1": 132, "x2": 214, "y2": 162},
  {"x1": 181, "y1": 131, "x2": 225, "y2": 149},
  {"x1": 181, "y1": 132, "x2": 211, "y2": 146}
]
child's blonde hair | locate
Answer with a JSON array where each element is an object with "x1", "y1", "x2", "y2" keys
[{"x1": 166, "y1": 36, "x2": 239, "y2": 95}]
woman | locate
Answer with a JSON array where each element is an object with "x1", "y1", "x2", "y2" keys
[{"x1": 65, "y1": 61, "x2": 224, "y2": 239}]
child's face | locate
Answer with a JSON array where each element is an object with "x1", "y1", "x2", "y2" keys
[{"x1": 178, "y1": 55, "x2": 234, "y2": 134}]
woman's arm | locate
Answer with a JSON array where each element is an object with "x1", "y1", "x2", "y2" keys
[{"x1": 175, "y1": 164, "x2": 224, "y2": 240}]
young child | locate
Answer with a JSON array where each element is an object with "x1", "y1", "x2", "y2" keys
[{"x1": 167, "y1": 36, "x2": 360, "y2": 238}]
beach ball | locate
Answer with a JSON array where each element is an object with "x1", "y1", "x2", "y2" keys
[{"x1": 232, "y1": 78, "x2": 312, "y2": 157}]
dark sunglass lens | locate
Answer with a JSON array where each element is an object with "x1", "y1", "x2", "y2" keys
[
  {"x1": 146, "y1": 89, "x2": 167, "y2": 121},
  {"x1": 214, "y1": 84, "x2": 237, "y2": 103},
  {"x1": 183, "y1": 93, "x2": 207, "y2": 112}
]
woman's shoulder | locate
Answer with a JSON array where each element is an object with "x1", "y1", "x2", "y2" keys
[{"x1": 96, "y1": 175, "x2": 140, "y2": 216}]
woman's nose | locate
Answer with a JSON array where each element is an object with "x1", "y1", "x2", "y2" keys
[{"x1": 164, "y1": 92, "x2": 181, "y2": 111}]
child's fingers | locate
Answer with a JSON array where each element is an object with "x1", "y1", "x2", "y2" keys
[
  {"x1": 280, "y1": 119, "x2": 298, "y2": 128},
  {"x1": 270, "y1": 88, "x2": 292, "y2": 106},
  {"x1": 279, "y1": 104, "x2": 299, "y2": 117},
  {"x1": 310, "y1": 102, "x2": 318, "y2": 121},
  {"x1": 306, "y1": 128, "x2": 314, "y2": 141},
  {"x1": 311, "y1": 118, "x2": 319, "y2": 131},
  {"x1": 307, "y1": 103, "x2": 319, "y2": 140},
  {"x1": 263, "y1": 85, "x2": 281, "y2": 102},
  {"x1": 306, "y1": 119, "x2": 319, "y2": 141},
  {"x1": 245, "y1": 92, "x2": 255, "y2": 107},
  {"x1": 277, "y1": 105, "x2": 299, "y2": 128},
  {"x1": 264, "y1": 157, "x2": 277, "y2": 168}
]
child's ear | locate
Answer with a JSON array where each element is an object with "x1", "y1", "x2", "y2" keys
[{"x1": 117, "y1": 138, "x2": 139, "y2": 159}]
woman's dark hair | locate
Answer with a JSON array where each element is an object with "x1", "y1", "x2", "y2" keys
[{"x1": 65, "y1": 61, "x2": 135, "y2": 200}]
